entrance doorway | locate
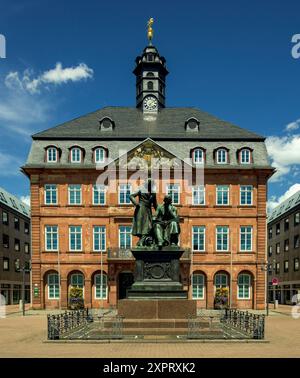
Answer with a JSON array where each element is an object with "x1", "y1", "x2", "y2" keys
[{"x1": 118, "y1": 272, "x2": 134, "y2": 300}]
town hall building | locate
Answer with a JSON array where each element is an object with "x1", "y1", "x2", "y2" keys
[{"x1": 23, "y1": 30, "x2": 274, "y2": 310}]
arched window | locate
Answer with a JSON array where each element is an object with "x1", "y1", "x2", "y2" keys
[
  {"x1": 147, "y1": 81, "x2": 154, "y2": 90},
  {"x1": 148, "y1": 54, "x2": 154, "y2": 62},
  {"x1": 193, "y1": 148, "x2": 204, "y2": 164},
  {"x1": 94, "y1": 147, "x2": 106, "y2": 163},
  {"x1": 216, "y1": 148, "x2": 228, "y2": 164},
  {"x1": 70, "y1": 147, "x2": 82, "y2": 163},
  {"x1": 94, "y1": 273, "x2": 108, "y2": 299},
  {"x1": 146, "y1": 72, "x2": 154, "y2": 77},
  {"x1": 192, "y1": 273, "x2": 205, "y2": 299},
  {"x1": 47, "y1": 147, "x2": 58, "y2": 163},
  {"x1": 70, "y1": 273, "x2": 84, "y2": 289},
  {"x1": 48, "y1": 273, "x2": 59, "y2": 299},
  {"x1": 214, "y1": 273, "x2": 228, "y2": 289},
  {"x1": 238, "y1": 274, "x2": 251, "y2": 299},
  {"x1": 240, "y1": 148, "x2": 251, "y2": 164}
]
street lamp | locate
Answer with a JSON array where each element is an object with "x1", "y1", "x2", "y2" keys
[
  {"x1": 20, "y1": 264, "x2": 31, "y2": 316},
  {"x1": 261, "y1": 258, "x2": 275, "y2": 316}
]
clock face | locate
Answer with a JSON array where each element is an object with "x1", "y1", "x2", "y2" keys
[{"x1": 143, "y1": 96, "x2": 158, "y2": 112}]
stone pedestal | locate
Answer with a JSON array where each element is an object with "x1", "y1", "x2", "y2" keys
[
  {"x1": 118, "y1": 299, "x2": 196, "y2": 319},
  {"x1": 127, "y1": 247, "x2": 187, "y2": 299}
]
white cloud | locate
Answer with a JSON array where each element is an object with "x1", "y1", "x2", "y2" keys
[
  {"x1": 267, "y1": 183, "x2": 300, "y2": 213},
  {"x1": 4, "y1": 62, "x2": 94, "y2": 94},
  {"x1": 0, "y1": 151, "x2": 22, "y2": 176},
  {"x1": 265, "y1": 134, "x2": 300, "y2": 182},
  {"x1": 285, "y1": 119, "x2": 300, "y2": 132},
  {"x1": 0, "y1": 86, "x2": 50, "y2": 136},
  {"x1": 42, "y1": 63, "x2": 93, "y2": 84},
  {"x1": 20, "y1": 195, "x2": 30, "y2": 207}
]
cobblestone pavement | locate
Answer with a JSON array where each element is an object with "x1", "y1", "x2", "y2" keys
[{"x1": 0, "y1": 305, "x2": 299, "y2": 358}]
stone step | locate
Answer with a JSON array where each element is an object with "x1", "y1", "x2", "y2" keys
[
  {"x1": 91, "y1": 327, "x2": 224, "y2": 336},
  {"x1": 100, "y1": 319, "x2": 211, "y2": 329}
]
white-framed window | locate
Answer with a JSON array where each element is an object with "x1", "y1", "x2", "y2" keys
[
  {"x1": 240, "y1": 149, "x2": 251, "y2": 164},
  {"x1": 47, "y1": 147, "x2": 58, "y2": 163},
  {"x1": 119, "y1": 226, "x2": 132, "y2": 249},
  {"x1": 192, "y1": 226, "x2": 205, "y2": 251},
  {"x1": 216, "y1": 226, "x2": 229, "y2": 251},
  {"x1": 166, "y1": 183, "x2": 180, "y2": 205},
  {"x1": 216, "y1": 148, "x2": 228, "y2": 164},
  {"x1": 193, "y1": 149, "x2": 204, "y2": 164},
  {"x1": 69, "y1": 226, "x2": 82, "y2": 251},
  {"x1": 240, "y1": 185, "x2": 253, "y2": 205},
  {"x1": 118, "y1": 184, "x2": 132, "y2": 205},
  {"x1": 70, "y1": 147, "x2": 82, "y2": 163},
  {"x1": 240, "y1": 226, "x2": 253, "y2": 251},
  {"x1": 215, "y1": 273, "x2": 228, "y2": 289},
  {"x1": 70, "y1": 273, "x2": 84, "y2": 289},
  {"x1": 45, "y1": 225, "x2": 58, "y2": 251},
  {"x1": 48, "y1": 273, "x2": 60, "y2": 299},
  {"x1": 44, "y1": 184, "x2": 58, "y2": 205},
  {"x1": 94, "y1": 147, "x2": 105, "y2": 164},
  {"x1": 192, "y1": 274, "x2": 205, "y2": 299},
  {"x1": 68, "y1": 185, "x2": 82, "y2": 205},
  {"x1": 238, "y1": 274, "x2": 251, "y2": 299},
  {"x1": 216, "y1": 185, "x2": 229, "y2": 205},
  {"x1": 95, "y1": 273, "x2": 108, "y2": 299},
  {"x1": 93, "y1": 185, "x2": 106, "y2": 205},
  {"x1": 192, "y1": 185, "x2": 205, "y2": 205},
  {"x1": 93, "y1": 226, "x2": 106, "y2": 251},
  {"x1": 24, "y1": 243, "x2": 30, "y2": 254}
]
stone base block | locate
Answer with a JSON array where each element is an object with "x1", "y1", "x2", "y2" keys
[{"x1": 118, "y1": 299, "x2": 197, "y2": 319}]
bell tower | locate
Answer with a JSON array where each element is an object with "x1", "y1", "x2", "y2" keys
[{"x1": 133, "y1": 18, "x2": 169, "y2": 112}]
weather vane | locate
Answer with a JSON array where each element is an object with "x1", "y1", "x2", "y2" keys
[{"x1": 147, "y1": 18, "x2": 154, "y2": 44}]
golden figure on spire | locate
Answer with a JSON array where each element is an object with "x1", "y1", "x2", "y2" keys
[{"x1": 147, "y1": 18, "x2": 154, "y2": 43}]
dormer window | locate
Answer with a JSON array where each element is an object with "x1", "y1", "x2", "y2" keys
[
  {"x1": 46, "y1": 147, "x2": 58, "y2": 163},
  {"x1": 192, "y1": 148, "x2": 205, "y2": 164},
  {"x1": 185, "y1": 118, "x2": 200, "y2": 132},
  {"x1": 216, "y1": 148, "x2": 228, "y2": 164},
  {"x1": 239, "y1": 148, "x2": 252, "y2": 164},
  {"x1": 99, "y1": 117, "x2": 114, "y2": 131},
  {"x1": 148, "y1": 54, "x2": 154, "y2": 61},
  {"x1": 70, "y1": 147, "x2": 82, "y2": 163},
  {"x1": 94, "y1": 147, "x2": 106, "y2": 164}
]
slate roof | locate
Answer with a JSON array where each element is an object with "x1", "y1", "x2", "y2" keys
[
  {"x1": 268, "y1": 190, "x2": 300, "y2": 224},
  {"x1": 32, "y1": 107, "x2": 264, "y2": 141},
  {"x1": 24, "y1": 139, "x2": 271, "y2": 168},
  {"x1": 0, "y1": 187, "x2": 30, "y2": 218}
]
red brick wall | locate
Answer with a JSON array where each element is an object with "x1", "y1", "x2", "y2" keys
[{"x1": 28, "y1": 168, "x2": 269, "y2": 310}]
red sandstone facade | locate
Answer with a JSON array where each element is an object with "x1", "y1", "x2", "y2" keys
[{"x1": 24, "y1": 166, "x2": 271, "y2": 310}]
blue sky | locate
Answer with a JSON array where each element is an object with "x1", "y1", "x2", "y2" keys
[{"x1": 0, "y1": 0, "x2": 300, "y2": 210}]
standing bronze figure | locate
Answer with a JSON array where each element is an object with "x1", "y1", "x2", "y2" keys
[
  {"x1": 130, "y1": 179, "x2": 157, "y2": 246},
  {"x1": 153, "y1": 195, "x2": 180, "y2": 248}
]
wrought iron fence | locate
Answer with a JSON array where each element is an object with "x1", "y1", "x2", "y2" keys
[
  {"x1": 187, "y1": 309, "x2": 265, "y2": 340},
  {"x1": 47, "y1": 309, "x2": 91, "y2": 340},
  {"x1": 221, "y1": 309, "x2": 265, "y2": 339}
]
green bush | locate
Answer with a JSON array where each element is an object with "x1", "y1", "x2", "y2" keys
[
  {"x1": 214, "y1": 287, "x2": 229, "y2": 309},
  {"x1": 69, "y1": 286, "x2": 84, "y2": 310}
]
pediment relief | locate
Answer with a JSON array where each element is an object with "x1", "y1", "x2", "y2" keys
[{"x1": 116, "y1": 139, "x2": 184, "y2": 169}]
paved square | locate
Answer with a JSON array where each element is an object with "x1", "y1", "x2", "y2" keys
[{"x1": 0, "y1": 306, "x2": 299, "y2": 357}]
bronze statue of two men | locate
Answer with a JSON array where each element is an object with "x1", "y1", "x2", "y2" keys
[{"x1": 130, "y1": 179, "x2": 180, "y2": 248}]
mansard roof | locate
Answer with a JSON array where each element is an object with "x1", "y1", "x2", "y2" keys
[{"x1": 32, "y1": 106, "x2": 264, "y2": 141}]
